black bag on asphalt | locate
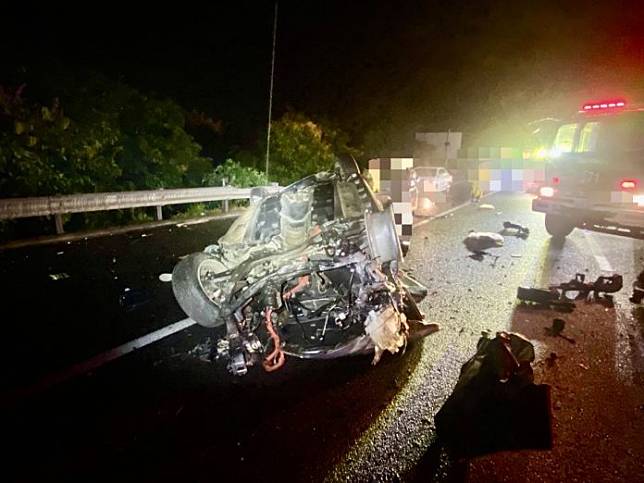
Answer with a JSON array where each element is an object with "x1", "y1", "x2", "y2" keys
[{"x1": 434, "y1": 331, "x2": 552, "y2": 458}]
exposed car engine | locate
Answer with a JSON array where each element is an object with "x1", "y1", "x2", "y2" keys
[{"x1": 172, "y1": 158, "x2": 434, "y2": 375}]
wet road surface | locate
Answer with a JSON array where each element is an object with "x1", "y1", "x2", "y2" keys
[{"x1": 1, "y1": 193, "x2": 643, "y2": 482}]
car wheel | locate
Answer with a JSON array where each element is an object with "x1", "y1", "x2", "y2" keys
[
  {"x1": 545, "y1": 214, "x2": 575, "y2": 239},
  {"x1": 172, "y1": 252, "x2": 224, "y2": 328}
]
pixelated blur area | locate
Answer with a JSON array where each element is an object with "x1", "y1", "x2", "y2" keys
[{"x1": 368, "y1": 158, "x2": 414, "y2": 241}]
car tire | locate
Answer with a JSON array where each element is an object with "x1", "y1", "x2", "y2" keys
[
  {"x1": 172, "y1": 252, "x2": 224, "y2": 328},
  {"x1": 545, "y1": 214, "x2": 575, "y2": 239}
]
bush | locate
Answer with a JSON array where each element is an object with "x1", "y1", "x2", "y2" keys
[{"x1": 203, "y1": 159, "x2": 268, "y2": 188}]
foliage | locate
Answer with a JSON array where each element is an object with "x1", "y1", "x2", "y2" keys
[
  {"x1": 0, "y1": 74, "x2": 211, "y2": 198},
  {"x1": 266, "y1": 112, "x2": 336, "y2": 184},
  {"x1": 203, "y1": 158, "x2": 267, "y2": 188},
  {"x1": 0, "y1": 84, "x2": 122, "y2": 196}
]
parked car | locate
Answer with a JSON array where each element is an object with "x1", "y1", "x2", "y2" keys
[{"x1": 409, "y1": 166, "x2": 453, "y2": 215}]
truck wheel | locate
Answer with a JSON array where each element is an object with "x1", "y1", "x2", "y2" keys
[
  {"x1": 172, "y1": 252, "x2": 224, "y2": 328},
  {"x1": 545, "y1": 214, "x2": 575, "y2": 239}
]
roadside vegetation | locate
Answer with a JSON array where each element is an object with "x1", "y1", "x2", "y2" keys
[{"x1": 0, "y1": 72, "x2": 357, "y2": 240}]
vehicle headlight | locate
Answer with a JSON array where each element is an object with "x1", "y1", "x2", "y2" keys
[{"x1": 539, "y1": 186, "x2": 555, "y2": 198}]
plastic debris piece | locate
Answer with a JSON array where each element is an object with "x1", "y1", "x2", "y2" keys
[
  {"x1": 159, "y1": 273, "x2": 172, "y2": 282},
  {"x1": 56, "y1": 251, "x2": 64, "y2": 255},
  {"x1": 479, "y1": 203, "x2": 495, "y2": 210},
  {"x1": 463, "y1": 231, "x2": 504, "y2": 253},
  {"x1": 545, "y1": 318, "x2": 575, "y2": 344},
  {"x1": 502, "y1": 221, "x2": 530, "y2": 239},
  {"x1": 49, "y1": 273, "x2": 70, "y2": 281}
]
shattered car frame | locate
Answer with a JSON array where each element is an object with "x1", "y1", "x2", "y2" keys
[{"x1": 172, "y1": 158, "x2": 434, "y2": 375}]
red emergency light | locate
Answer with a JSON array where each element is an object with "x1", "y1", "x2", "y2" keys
[
  {"x1": 620, "y1": 179, "x2": 638, "y2": 191},
  {"x1": 581, "y1": 99, "x2": 626, "y2": 112}
]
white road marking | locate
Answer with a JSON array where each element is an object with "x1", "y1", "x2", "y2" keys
[
  {"x1": 582, "y1": 231, "x2": 615, "y2": 273},
  {"x1": 413, "y1": 192, "x2": 495, "y2": 228},
  {"x1": 4, "y1": 318, "x2": 196, "y2": 405},
  {"x1": 582, "y1": 231, "x2": 640, "y2": 384}
]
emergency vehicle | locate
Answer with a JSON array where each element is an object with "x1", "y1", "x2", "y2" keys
[{"x1": 532, "y1": 99, "x2": 644, "y2": 239}]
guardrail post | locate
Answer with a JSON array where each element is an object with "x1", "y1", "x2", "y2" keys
[
  {"x1": 155, "y1": 205, "x2": 163, "y2": 221},
  {"x1": 54, "y1": 214, "x2": 64, "y2": 234},
  {"x1": 222, "y1": 178, "x2": 229, "y2": 213}
]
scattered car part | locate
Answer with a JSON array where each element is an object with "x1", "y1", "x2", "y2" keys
[
  {"x1": 517, "y1": 273, "x2": 623, "y2": 311},
  {"x1": 544, "y1": 318, "x2": 575, "y2": 344},
  {"x1": 552, "y1": 273, "x2": 623, "y2": 301},
  {"x1": 516, "y1": 286, "x2": 575, "y2": 312},
  {"x1": 502, "y1": 221, "x2": 530, "y2": 238}
]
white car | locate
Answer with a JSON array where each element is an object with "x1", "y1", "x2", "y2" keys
[
  {"x1": 410, "y1": 166, "x2": 453, "y2": 193},
  {"x1": 409, "y1": 166, "x2": 453, "y2": 215}
]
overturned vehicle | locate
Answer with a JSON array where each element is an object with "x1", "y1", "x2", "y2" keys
[{"x1": 172, "y1": 159, "x2": 435, "y2": 375}]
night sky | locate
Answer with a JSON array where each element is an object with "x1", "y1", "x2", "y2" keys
[{"x1": 2, "y1": 1, "x2": 643, "y2": 155}]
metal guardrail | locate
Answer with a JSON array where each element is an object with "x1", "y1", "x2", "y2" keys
[{"x1": 0, "y1": 184, "x2": 281, "y2": 234}]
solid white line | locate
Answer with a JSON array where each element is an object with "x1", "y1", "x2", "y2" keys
[
  {"x1": 583, "y1": 231, "x2": 614, "y2": 273},
  {"x1": 4, "y1": 318, "x2": 196, "y2": 405},
  {"x1": 413, "y1": 191, "x2": 495, "y2": 228}
]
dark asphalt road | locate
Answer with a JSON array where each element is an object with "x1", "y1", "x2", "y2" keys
[{"x1": 1, "y1": 193, "x2": 643, "y2": 482}]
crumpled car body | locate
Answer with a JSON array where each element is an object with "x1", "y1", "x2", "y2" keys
[{"x1": 172, "y1": 158, "x2": 435, "y2": 375}]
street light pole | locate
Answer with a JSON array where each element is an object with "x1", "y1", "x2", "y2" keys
[{"x1": 265, "y1": 1, "x2": 278, "y2": 178}]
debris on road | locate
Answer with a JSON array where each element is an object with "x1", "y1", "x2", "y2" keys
[
  {"x1": 49, "y1": 272, "x2": 70, "y2": 281},
  {"x1": 517, "y1": 273, "x2": 623, "y2": 311},
  {"x1": 56, "y1": 251, "x2": 64, "y2": 255},
  {"x1": 159, "y1": 273, "x2": 172, "y2": 282},
  {"x1": 478, "y1": 203, "x2": 495, "y2": 210},
  {"x1": 552, "y1": 273, "x2": 623, "y2": 302},
  {"x1": 545, "y1": 352, "x2": 558, "y2": 368},
  {"x1": 463, "y1": 232, "x2": 504, "y2": 264},
  {"x1": 545, "y1": 318, "x2": 575, "y2": 344},
  {"x1": 434, "y1": 331, "x2": 551, "y2": 458},
  {"x1": 502, "y1": 221, "x2": 530, "y2": 239},
  {"x1": 630, "y1": 270, "x2": 644, "y2": 304},
  {"x1": 516, "y1": 286, "x2": 575, "y2": 312},
  {"x1": 188, "y1": 337, "x2": 215, "y2": 362}
]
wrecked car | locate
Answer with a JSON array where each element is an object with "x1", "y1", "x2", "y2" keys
[{"x1": 172, "y1": 158, "x2": 435, "y2": 375}]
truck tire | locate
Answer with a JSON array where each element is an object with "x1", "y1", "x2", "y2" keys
[
  {"x1": 545, "y1": 214, "x2": 575, "y2": 239},
  {"x1": 172, "y1": 252, "x2": 224, "y2": 328}
]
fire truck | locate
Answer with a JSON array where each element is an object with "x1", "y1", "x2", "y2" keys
[{"x1": 532, "y1": 99, "x2": 644, "y2": 239}]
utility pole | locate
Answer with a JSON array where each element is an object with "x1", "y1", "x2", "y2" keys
[{"x1": 265, "y1": 1, "x2": 278, "y2": 178}]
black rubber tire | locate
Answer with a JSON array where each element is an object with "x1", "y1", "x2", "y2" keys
[
  {"x1": 172, "y1": 252, "x2": 224, "y2": 328},
  {"x1": 545, "y1": 214, "x2": 575, "y2": 239}
]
